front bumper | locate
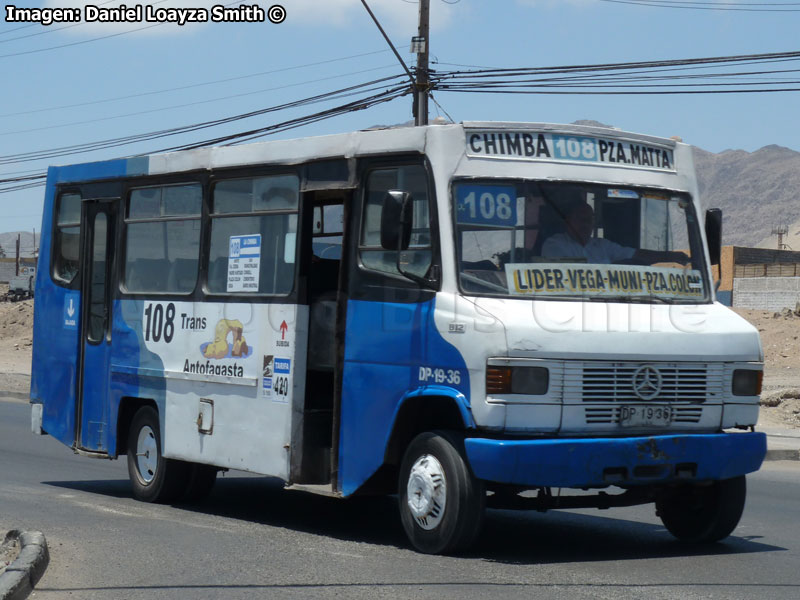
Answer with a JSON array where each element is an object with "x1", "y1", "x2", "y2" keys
[{"x1": 464, "y1": 432, "x2": 766, "y2": 488}]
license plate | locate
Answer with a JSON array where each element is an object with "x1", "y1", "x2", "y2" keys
[{"x1": 619, "y1": 405, "x2": 673, "y2": 427}]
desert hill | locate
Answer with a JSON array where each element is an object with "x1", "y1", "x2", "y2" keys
[
  {"x1": 692, "y1": 145, "x2": 800, "y2": 249},
  {"x1": 0, "y1": 231, "x2": 39, "y2": 259}
]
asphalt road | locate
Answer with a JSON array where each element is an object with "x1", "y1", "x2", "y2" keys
[{"x1": 2, "y1": 396, "x2": 800, "y2": 600}]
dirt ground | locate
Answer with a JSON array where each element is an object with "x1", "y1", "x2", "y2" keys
[
  {"x1": 0, "y1": 284, "x2": 34, "y2": 396},
  {"x1": 0, "y1": 532, "x2": 21, "y2": 576},
  {"x1": 733, "y1": 307, "x2": 800, "y2": 429},
  {"x1": 1, "y1": 284, "x2": 798, "y2": 428}
]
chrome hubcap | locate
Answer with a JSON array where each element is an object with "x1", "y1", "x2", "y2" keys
[
  {"x1": 136, "y1": 425, "x2": 158, "y2": 484},
  {"x1": 406, "y1": 454, "x2": 447, "y2": 530}
]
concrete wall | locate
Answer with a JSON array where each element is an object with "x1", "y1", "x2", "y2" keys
[
  {"x1": 0, "y1": 259, "x2": 36, "y2": 284},
  {"x1": 0, "y1": 262, "x2": 18, "y2": 284},
  {"x1": 717, "y1": 246, "x2": 800, "y2": 287},
  {"x1": 733, "y1": 277, "x2": 800, "y2": 311}
]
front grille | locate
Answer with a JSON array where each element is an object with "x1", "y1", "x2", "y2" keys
[{"x1": 563, "y1": 362, "x2": 724, "y2": 404}]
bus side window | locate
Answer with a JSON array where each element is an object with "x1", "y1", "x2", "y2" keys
[
  {"x1": 123, "y1": 184, "x2": 202, "y2": 294},
  {"x1": 53, "y1": 193, "x2": 81, "y2": 285},
  {"x1": 207, "y1": 174, "x2": 300, "y2": 296},
  {"x1": 360, "y1": 165, "x2": 433, "y2": 280}
]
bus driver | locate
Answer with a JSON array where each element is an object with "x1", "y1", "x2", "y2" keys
[{"x1": 541, "y1": 202, "x2": 691, "y2": 266}]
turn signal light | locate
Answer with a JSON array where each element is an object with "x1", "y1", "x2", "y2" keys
[
  {"x1": 486, "y1": 366, "x2": 550, "y2": 395},
  {"x1": 486, "y1": 367, "x2": 512, "y2": 394}
]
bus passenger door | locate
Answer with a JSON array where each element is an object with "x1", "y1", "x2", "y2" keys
[
  {"x1": 76, "y1": 199, "x2": 117, "y2": 453},
  {"x1": 338, "y1": 162, "x2": 439, "y2": 495}
]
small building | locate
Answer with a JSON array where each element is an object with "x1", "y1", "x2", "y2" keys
[
  {"x1": 0, "y1": 257, "x2": 37, "y2": 284},
  {"x1": 716, "y1": 246, "x2": 800, "y2": 310}
]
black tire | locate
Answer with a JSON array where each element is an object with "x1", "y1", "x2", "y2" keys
[
  {"x1": 126, "y1": 406, "x2": 189, "y2": 503},
  {"x1": 398, "y1": 431, "x2": 485, "y2": 554},
  {"x1": 656, "y1": 475, "x2": 747, "y2": 543},
  {"x1": 181, "y1": 463, "x2": 218, "y2": 503}
]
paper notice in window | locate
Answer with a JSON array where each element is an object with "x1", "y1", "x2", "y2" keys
[{"x1": 227, "y1": 234, "x2": 261, "y2": 293}]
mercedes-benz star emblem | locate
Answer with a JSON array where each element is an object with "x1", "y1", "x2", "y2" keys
[{"x1": 632, "y1": 365, "x2": 663, "y2": 400}]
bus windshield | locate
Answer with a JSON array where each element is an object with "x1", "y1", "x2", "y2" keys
[{"x1": 453, "y1": 180, "x2": 710, "y2": 303}]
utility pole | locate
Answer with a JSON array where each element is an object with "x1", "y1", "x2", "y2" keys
[
  {"x1": 772, "y1": 224, "x2": 789, "y2": 250},
  {"x1": 359, "y1": 0, "x2": 430, "y2": 125},
  {"x1": 15, "y1": 233, "x2": 20, "y2": 276},
  {"x1": 414, "y1": 0, "x2": 430, "y2": 126}
]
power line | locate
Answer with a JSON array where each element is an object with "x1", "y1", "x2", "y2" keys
[
  {"x1": 431, "y1": 49, "x2": 800, "y2": 95},
  {"x1": 428, "y1": 91, "x2": 455, "y2": 122},
  {"x1": 359, "y1": 0, "x2": 416, "y2": 86},
  {"x1": 0, "y1": 0, "x2": 243, "y2": 59},
  {"x1": 6, "y1": 49, "x2": 800, "y2": 192},
  {"x1": 0, "y1": 167, "x2": 47, "y2": 177},
  {"x1": 0, "y1": 0, "x2": 132, "y2": 37},
  {"x1": 0, "y1": 64, "x2": 399, "y2": 137},
  {"x1": 596, "y1": 0, "x2": 800, "y2": 11},
  {"x1": 175, "y1": 85, "x2": 410, "y2": 149},
  {"x1": 0, "y1": 74, "x2": 407, "y2": 166},
  {"x1": 0, "y1": 22, "x2": 161, "y2": 59},
  {"x1": 0, "y1": 82, "x2": 409, "y2": 194},
  {"x1": 631, "y1": 0, "x2": 800, "y2": 4},
  {"x1": 426, "y1": 50, "x2": 800, "y2": 98},
  {"x1": 441, "y1": 73, "x2": 800, "y2": 88},
  {"x1": 0, "y1": 45, "x2": 409, "y2": 119},
  {"x1": 0, "y1": 0, "x2": 169, "y2": 45},
  {"x1": 435, "y1": 54, "x2": 800, "y2": 73},
  {"x1": 0, "y1": 23, "x2": 37, "y2": 36},
  {"x1": 434, "y1": 50, "x2": 800, "y2": 80},
  {"x1": 442, "y1": 86, "x2": 800, "y2": 95}
]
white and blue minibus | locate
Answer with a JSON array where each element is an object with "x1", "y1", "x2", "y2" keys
[{"x1": 31, "y1": 122, "x2": 766, "y2": 553}]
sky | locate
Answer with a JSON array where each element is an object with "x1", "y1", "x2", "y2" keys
[{"x1": 1, "y1": 0, "x2": 799, "y2": 235}]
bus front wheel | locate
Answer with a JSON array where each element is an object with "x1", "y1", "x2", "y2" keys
[
  {"x1": 656, "y1": 475, "x2": 747, "y2": 543},
  {"x1": 127, "y1": 406, "x2": 189, "y2": 503},
  {"x1": 398, "y1": 431, "x2": 485, "y2": 554}
]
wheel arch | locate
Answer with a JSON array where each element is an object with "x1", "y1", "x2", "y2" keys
[
  {"x1": 384, "y1": 387, "x2": 475, "y2": 467},
  {"x1": 115, "y1": 396, "x2": 157, "y2": 458}
]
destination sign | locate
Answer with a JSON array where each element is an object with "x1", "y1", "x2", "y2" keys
[
  {"x1": 466, "y1": 130, "x2": 676, "y2": 172},
  {"x1": 504, "y1": 263, "x2": 703, "y2": 300}
]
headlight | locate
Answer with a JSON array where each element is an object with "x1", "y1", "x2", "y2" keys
[
  {"x1": 486, "y1": 366, "x2": 549, "y2": 395},
  {"x1": 732, "y1": 369, "x2": 762, "y2": 396}
]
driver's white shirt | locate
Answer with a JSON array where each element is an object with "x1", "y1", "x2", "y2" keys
[{"x1": 541, "y1": 233, "x2": 635, "y2": 264}]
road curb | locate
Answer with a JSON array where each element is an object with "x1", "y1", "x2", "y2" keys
[
  {"x1": 0, "y1": 392, "x2": 28, "y2": 401},
  {"x1": 0, "y1": 531, "x2": 49, "y2": 600}
]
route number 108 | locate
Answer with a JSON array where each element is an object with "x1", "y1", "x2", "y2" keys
[
  {"x1": 461, "y1": 191, "x2": 513, "y2": 222},
  {"x1": 144, "y1": 302, "x2": 176, "y2": 343}
]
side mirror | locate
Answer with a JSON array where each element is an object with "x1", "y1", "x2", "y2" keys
[
  {"x1": 380, "y1": 191, "x2": 413, "y2": 251},
  {"x1": 705, "y1": 208, "x2": 722, "y2": 266}
]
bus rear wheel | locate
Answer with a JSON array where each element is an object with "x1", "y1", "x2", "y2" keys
[
  {"x1": 398, "y1": 431, "x2": 485, "y2": 554},
  {"x1": 656, "y1": 475, "x2": 747, "y2": 543},
  {"x1": 127, "y1": 406, "x2": 189, "y2": 503}
]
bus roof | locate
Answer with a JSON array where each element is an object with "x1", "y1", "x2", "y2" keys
[{"x1": 46, "y1": 121, "x2": 684, "y2": 185}]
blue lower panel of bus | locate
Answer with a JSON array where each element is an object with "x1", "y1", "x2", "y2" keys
[
  {"x1": 339, "y1": 298, "x2": 470, "y2": 497},
  {"x1": 464, "y1": 432, "x2": 766, "y2": 487}
]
